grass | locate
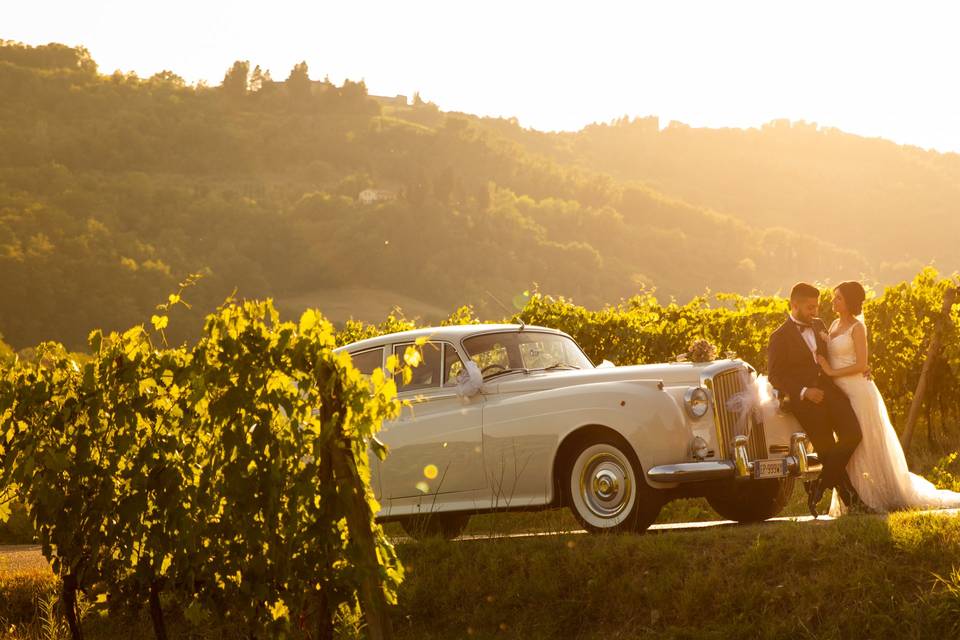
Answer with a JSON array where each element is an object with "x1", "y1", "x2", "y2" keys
[
  {"x1": 3, "y1": 447, "x2": 958, "y2": 639},
  {"x1": 394, "y1": 511, "x2": 960, "y2": 640},
  {"x1": 4, "y1": 507, "x2": 960, "y2": 639}
]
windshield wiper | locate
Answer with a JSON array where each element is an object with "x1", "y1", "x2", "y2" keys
[
  {"x1": 484, "y1": 367, "x2": 529, "y2": 380},
  {"x1": 542, "y1": 362, "x2": 581, "y2": 371}
]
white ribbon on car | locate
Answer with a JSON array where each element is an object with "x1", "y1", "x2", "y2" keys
[
  {"x1": 455, "y1": 360, "x2": 483, "y2": 398},
  {"x1": 723, "y1": 367, "x2": 764, "y2": 438}
]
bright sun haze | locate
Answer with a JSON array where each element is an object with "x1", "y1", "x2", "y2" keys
[{"x1": 5, "y1": 0, "x2": 960, "y2": 151}]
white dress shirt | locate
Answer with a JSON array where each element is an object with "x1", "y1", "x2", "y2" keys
[
  {"x1": 790, "y1": 314, "x2": 818, "y2": 400},
  {"x1": 790, "y1": 314, "x2": 818, "y2": 359}
]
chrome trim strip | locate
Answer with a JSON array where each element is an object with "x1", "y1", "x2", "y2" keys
[
  {"x1": 647, "y1": 455, "x2": 823, "y2": 484},
  {"x1": 647, "y1": 461, "x2": 736, "y2": 483}
]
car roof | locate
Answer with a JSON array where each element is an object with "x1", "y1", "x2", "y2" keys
[{"x1": 335, "y1": 323, "x2": 567, "y2": 353}]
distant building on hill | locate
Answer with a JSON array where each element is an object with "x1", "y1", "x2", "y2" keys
[
  {"x1": 371, "y1": 94, "x2": 409, "y2": 107},
  {"x1": 358, "y1": 188, "x2": 397, "y2": 204}
]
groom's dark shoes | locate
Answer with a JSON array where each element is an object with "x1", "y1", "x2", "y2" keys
[{"x1": 804, "y1": 477, "x2": 825, "y2": 518}]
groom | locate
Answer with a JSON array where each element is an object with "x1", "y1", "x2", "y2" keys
[{"x1": 767, "y1": 282, "x2": 863, "y2": 517}]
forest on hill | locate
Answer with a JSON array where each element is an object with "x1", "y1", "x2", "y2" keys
[{"x1": 0, "y1": 41, "x2": 955, "y2": 350}]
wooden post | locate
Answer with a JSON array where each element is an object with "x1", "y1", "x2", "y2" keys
[
  {"x1": 323, "y1": 376, "x2": 392, "y2": 640},
  {"x1": 330, "y1": 444, "x2": 392, "y2": 640},
  {"x1": 901, "y1": 287, "x2": 958, "y2": 451}
]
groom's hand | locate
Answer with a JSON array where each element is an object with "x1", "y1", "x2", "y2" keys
[{"x1": 804, "y1": 388, "x2": 825, "y2": 404}]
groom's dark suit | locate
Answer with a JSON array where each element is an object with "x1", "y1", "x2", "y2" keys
[{"x1": 767, "y1": 316, "x2": 862, "y2": 504}]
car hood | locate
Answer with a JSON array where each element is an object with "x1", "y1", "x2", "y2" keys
[{"x1": 488, "y1": 359, "x2": 745, "y2": 394}]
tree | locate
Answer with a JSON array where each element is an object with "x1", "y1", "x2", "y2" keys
[
  {"x1": 476, "y1": 181, "x2": 493, "y2": 211},
  {"x1": 404, "y1": 169, "x2": 429, "y2": 206},
  {"x1": 339, "y1": 79, "x2": 379, "y2": 114},
  {"x1": 433, "y1": 166, "x2": 454, "y2": 203},
  {"x1": 221, "y1": 60, "x2": 250, "y2": 98},
  {"x1": 286, "y1": 61, "x2": 311, "y2": 104},
  {"x1": 148, "y1": 70, "x2": 186, "y2": 87},
  {"x1": 249, "y1": 65, "x2": 271, "y2": 93}
]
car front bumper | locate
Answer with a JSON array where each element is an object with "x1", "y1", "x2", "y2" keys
[{"x1": 647, "y1": 433, "x2": 822, "y2": 483}]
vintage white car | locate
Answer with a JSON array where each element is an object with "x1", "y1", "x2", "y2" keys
[{"x1": 337, "y1": 323, "x2": 820, "y2": 537}]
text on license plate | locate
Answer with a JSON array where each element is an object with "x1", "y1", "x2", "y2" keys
[{"x1": 754, "y1": 459, "x2": 786, "y2": 479}]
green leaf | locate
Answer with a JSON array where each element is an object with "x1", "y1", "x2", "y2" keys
[{"x1": 299, "y1": 309, "x2": 320, "y2": 334}]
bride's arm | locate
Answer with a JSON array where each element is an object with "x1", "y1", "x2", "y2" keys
[{"x1": 818, "y1": 323, "x2": 869, "y2": 377}]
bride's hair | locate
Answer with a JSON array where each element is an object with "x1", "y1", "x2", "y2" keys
[{"x1": 835, "y1": 281, "x2": 866, "y2": 315}]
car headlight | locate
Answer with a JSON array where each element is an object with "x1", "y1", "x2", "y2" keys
[
  {"x1": 690, "y1": 436, "x2": 709, "y2": 460},
  {"x1": 684, "y1": 387, "x2": 710, "y2": 419}
]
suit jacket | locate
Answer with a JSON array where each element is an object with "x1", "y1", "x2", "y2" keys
[{"x1": 767, "y1": 316, "x2": 831, "y2": 408}]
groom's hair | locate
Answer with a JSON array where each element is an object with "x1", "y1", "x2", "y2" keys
[{"x1": 790, "y1": 282, "x2": 820, "y2": 302}]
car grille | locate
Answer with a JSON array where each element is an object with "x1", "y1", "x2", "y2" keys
[{"x1": 707, "y1": 367, "x2": 766, "y2": 461}]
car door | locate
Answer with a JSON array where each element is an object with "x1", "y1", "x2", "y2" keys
[
  {"x1": 376, "y1": 340, "x2": 486, "y2": 501},
  {"x1": 347, "y1": 346, "x2": 390, "y2": 500}
]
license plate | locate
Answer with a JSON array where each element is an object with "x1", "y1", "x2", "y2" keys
[{"x1": 754, "y1": 459, "x2": 786, "y2": 479}]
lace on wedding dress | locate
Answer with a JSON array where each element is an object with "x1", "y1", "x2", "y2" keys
[{"x1": 826, "y1": 319, "x2": 960, "y2": 515}]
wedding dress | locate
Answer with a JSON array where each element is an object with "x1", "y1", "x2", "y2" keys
[{"x1": 827, "y1": 320, "x2": 960, "y2": 516}]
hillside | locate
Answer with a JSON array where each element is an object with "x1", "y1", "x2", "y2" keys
[
  {"x1": 2, "y1": 41, "x2": 952, "y2": 349},
  {"x1": 551, "y1": 117, "x2": 960, "y2": 283}
]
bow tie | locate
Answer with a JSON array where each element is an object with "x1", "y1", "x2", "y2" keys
[{"x1": 794, "y1": 321, "x2": 813, "y2": 330}]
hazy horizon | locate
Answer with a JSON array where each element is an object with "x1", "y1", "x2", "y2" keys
[{"x1": 6, "y1": 1, "x2": 960, "y2": 153}]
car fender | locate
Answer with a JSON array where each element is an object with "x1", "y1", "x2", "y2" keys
[{"x1": 480, "y1": 379, "x2": 689, "y2": 503}]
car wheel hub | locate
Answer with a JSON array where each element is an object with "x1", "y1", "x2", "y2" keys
[{"x1": 580, "y1": 453, "x2": 631, "y2": 519}]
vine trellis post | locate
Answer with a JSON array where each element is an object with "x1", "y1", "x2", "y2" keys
[{"x1": 901, "y1": 286, "x2": 958, "y2": 451}]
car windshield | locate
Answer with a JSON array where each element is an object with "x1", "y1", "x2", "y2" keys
[{"x1": 462, "y1": 331, "x2": 594, "y2": 379}]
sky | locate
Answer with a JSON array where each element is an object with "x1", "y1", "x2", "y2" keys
[{"x1": 5, "y1": 0, "x2": 960, "y2": 153}]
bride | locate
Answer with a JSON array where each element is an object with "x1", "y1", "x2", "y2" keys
[{"x1": 815, "y1": 281, "x2": 960, "y2": 516}]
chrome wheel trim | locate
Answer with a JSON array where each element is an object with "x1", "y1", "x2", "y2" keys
[{"x1": 570, "y1": 443, "x2": 637, "y2": 529}]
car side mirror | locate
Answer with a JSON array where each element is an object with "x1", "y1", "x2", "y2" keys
[
  {"x1": 455, "y1": 361, "x2": 483, "y2": 398},
  {"x1": 597, "y1": 359, "x2": 615, "y2": 369}
]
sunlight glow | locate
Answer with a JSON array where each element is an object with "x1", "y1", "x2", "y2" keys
[{"x1": 6, "y1": 1, "x2": 960, "y2": 151}]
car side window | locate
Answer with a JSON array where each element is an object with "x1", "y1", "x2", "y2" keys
[
  {"x1": 442, "y1": 344, "x2": 466, "y2": 386},
  {"x1": 350, "y1": 348, "x2": 384, "y2": 378},
  {"x1": 394, "y1": 341, "x2": 442, "y2": 393},
  {"x1": 469, "y1": 341, "x2": 509, "y2": 373}
]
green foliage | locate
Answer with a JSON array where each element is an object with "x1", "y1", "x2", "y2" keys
[
  {"x1": 512, "y1": 289, "x2": 789, "y2": 368},
  {"x1": 0, "y1": 41, "x2": 910, "y2": 351},
  {"x1": 335, "y1": 309, "x2": 418, "y2": 348},
  {"x1": 0, "y1": 300, "x2": 403, "y2": 637},
  {"x1": 865, "y1": 268, "x2": 960, "y2": 426},
  {"x1": 0, "y1": 334, "x2": 14, "y2": 368},
  {"x1": 337, "y1": 269, "x2": 960, "y2": 440},
  {"x1": 929, "y1": 452, "x2": 960, "y2": 492},
  {"x1": 440, "y1": 305, "x2": 481, "y2": 326}
]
